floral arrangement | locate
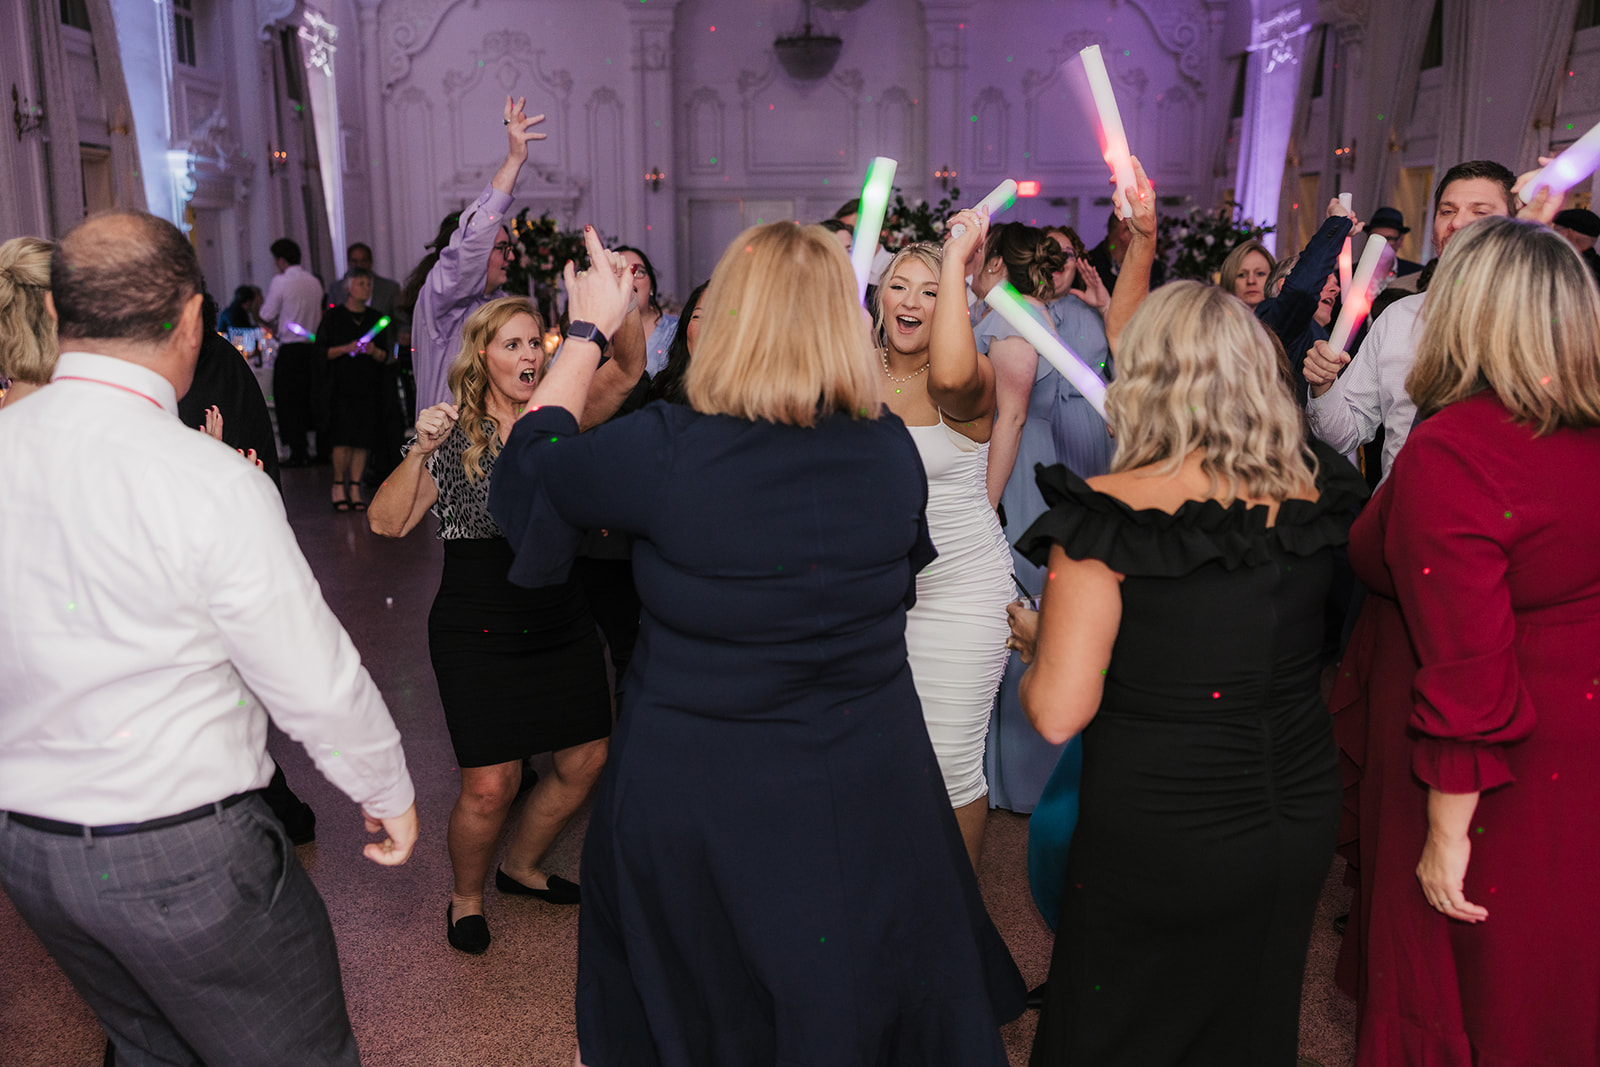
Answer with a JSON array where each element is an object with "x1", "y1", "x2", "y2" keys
[
  {"x1": 1159, "y1": 199, "x2": 1275, "y2": 283},
  {"x1": 503, "y1": 209, "x2": 614, "y2": 323},
  {"x1": 880, "y1": 185, "x2": 963, "y2": 250}
]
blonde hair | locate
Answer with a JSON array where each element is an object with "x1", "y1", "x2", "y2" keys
[
  {"x1": 1108, "y1": 281, "x2": 1317, "y2": 501},
  {"x1": 1219, "y1": 239, "x2": 1275, "y2": 296},
  {"x1": 0, "y1": 237, "x2": 56, "y2": 385},
  {"x1": 686, "y1": 223, "x2": 879, "y2": 425},
  {"x1": 446, "y1": 296, "x2": 545, "y2": 481},
  {"x1": 872, "y1": 242, "x2": 943, "y2": 346},
  {"x1": 1410, "y1": 216, "x2": 1600, "y2": 433}
]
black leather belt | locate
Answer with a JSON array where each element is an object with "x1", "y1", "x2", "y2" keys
[{"x1": 5, "y1": 791, "x2": 257, "y2": 837}]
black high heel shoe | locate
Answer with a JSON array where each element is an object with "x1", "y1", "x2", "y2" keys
[{"x1": 446, "y1": 902, "x2": 490, "y2": 954}]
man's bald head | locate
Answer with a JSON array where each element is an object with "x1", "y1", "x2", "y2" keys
[{"x1": 52, "y1": 211, "x2": 203, "y2": 345}]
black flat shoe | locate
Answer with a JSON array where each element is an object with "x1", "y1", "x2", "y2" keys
[
  {"x1": 446, "y1": 903, "x2": 490, "y2": 954},
  {"x1": 1026, "y1": 981, "x2": 1048, "y2": 1011},
  {"x1": 495, "y1": 867, "x2": 580, "y2": 905}
]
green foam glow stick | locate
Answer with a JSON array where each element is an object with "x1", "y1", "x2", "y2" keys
[{"x1": 850, "y1": 156, "x2": 899, "y2": 305}]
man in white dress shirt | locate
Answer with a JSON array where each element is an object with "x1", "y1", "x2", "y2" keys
[
  {"x1": 1302, "y1": 160, "x2": 1516, "y2": 481},
  {"x1": 0, "y1": 211, "x2": 418, "y2": 1066},
  {"x1": 260, "y1": 236, "x2": 327, "y2": 466}
]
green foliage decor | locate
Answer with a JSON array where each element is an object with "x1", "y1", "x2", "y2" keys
[{"x1": 1159, "y1": 198, "x2": 1275, "y2": 282}]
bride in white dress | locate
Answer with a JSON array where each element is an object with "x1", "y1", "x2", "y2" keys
[{"x1": 875, "y1": 213, "x2": 1016, "y2": 869}]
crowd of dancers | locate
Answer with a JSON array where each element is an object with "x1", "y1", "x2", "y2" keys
[{"x1": 1, "y1": 94, "x2": 1597, "y2": 1067}]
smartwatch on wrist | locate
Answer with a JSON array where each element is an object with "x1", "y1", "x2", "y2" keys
[{"x1": 565, "y1": 320, "x2": 609, "y2": 351}]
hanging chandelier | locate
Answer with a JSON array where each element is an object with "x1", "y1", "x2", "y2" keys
[{"x1": 774, "y1": 0, "x2": 843, "y2": 83}]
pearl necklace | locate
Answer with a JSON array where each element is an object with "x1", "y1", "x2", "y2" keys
[{"x1": 881, "y1": 350, "x2": 930, "y2": 394}]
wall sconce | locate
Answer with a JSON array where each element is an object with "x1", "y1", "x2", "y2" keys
[
  {"x1": 934, "y1": 165, "x2": 957, "y2": 191},
  {"x1": 645, "y1": 166, "x2": 666, "y2": 192},
  {"x1": 268, "y1": 144, "x2": 289, "y2": 175},
  {"x1": 12, "y1": 85, "x2": 44, "y2": 141},
  {"x1": 541, "y1": 328, "x2": 563, "y2": 355},
  {"x1": 1333, "y1": 142, "x2": 1355, "y2": 167}
]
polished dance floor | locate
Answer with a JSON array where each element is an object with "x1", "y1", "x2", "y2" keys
[{"x1": 0, "y1": 466, "x2": 1357, "y2": 1066}]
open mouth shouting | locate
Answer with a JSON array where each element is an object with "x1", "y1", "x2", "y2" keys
[
  {"x1": 519, "y1": 367, "x2": 538, "y2": 384},
  {"x1": 894, "y1": 314, "x2": 924, "y2": 336}
]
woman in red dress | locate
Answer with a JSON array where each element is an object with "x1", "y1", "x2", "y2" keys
[{"x1": 1336, "y1": 215, "x2": 1600, "y2": 1064}]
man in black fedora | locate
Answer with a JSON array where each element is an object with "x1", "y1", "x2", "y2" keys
[
  {"x1": 1366, "y1": 206, "x2": 1423, "y2": 277},
  {"x1": 1552, "y1": 207, "x2": 1600, "y2": 285}
]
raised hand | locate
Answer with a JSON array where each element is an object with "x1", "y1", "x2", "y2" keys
[
  {"x1": 414, "y1": 402, "x2": 459, "y2": 455},
  {"x1": 1326, "y1": 197, "x2": 1365, "y2": 235},
  {"x1": 503, "y1": 96, "x2": 547, "y2": 161},
  {"x1": 1514, "y1": 158, "x2": 1565, "y2": 225},
  {"x1": 943, "y1": 207, "x2": 990, "y2": 270},
  {"x1": 1077, "y1": 261, "x2": 1111, "y2": 312},
  {"x1": 561, "y1": 226, "x2": 633, "y2": 341},
  {"x1": 1116, "y1": 155, "x2": 1158, "y2": 243},
  {"x1": 1303, "y1": 339, "x2": 1348, "y2": 397}
]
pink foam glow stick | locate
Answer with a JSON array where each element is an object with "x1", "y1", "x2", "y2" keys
[
  {"x1": 1337, "y1": 194, "x2": 1354, "y2": 299},
  {"x1": 1327, "y1": 235, "x2": 1396, "y2": 355},
  {"x1": 1079, "y1": 45, "x2": 1137, "y2": 219}
]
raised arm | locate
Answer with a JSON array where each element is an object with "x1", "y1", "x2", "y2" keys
[
  {"x1": 926, "y1": 207, "x2": 997, "y2": 423},
  {"x1": 985, "y1": 335, "x2": 1038, "y2": 507},
  {"x1": 580, "y1": 294, "x2": 648, "y2": 431},
  {"x1": 523, "y1": 228, "x2": 633, "y2": 420},
  {"x1": 1257, "y1": 206, "x2": 1354, "y2": 342},
  {"x1": 1104, "y1": 156, "x2": 1157, "y2": 355},
  {"x1": 368, "y1": 403, "x2": 453, "y2": 537}
]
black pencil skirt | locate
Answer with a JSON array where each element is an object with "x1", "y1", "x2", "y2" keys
[{"x1": 427, "y1": 537, "x2": 611, "y2": 768}]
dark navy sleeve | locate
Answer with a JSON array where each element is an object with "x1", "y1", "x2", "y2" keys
[
  {"x1": 1255, "y1": 215, "x2": 1352, "y2": 346},
  {"x1": 489, "y1": 402, "x2": 673, "y2": 588}
]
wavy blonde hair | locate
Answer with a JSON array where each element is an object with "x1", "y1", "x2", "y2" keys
[
  {"x1": 1410, "y1": 216, "x2": 1600, "y2": 433},
  {"x1": 1108, "y1": 281, "x2": 1317, "y2": 501},
  {"x1": 872, "y1": 241, "x2": 943, "y2": 347},
  {"x1": 687, "y1": 222, "x2": 879, "y2": 425},
  {"x1": 446, "y1": 296, "x2": 544, "y2": 481},
  {"x1": 0, "y1": 237, "x2": 56, "y2": 385},
  {"x1": 1219, "y1": 239, "x2": 1275, "y2": 296}
]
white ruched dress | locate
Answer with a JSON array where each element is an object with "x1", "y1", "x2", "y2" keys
[{"x1": 905, "y1": 418, "x2": 1017, "y2": 807}]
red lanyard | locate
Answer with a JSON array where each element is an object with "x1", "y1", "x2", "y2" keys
[{"x1": 54, "y1": 376, "x2": 165, "y2": 410}]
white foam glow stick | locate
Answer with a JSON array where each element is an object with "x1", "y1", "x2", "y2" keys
[
  {"x1": 1079, "y1": 45, "x2": 1137, "y2": 219},
  {"x1": 986, "y1": 282, "x2": 1107, "y2": 418},
  {"x1": 1327, "y1": 236, "x2": 1397, "y2": 355},
  {"x1": 1337, "y1": 194, "x2": 1354, "y2": 298},
  {"x1": 1526, "y1": 117, "x2": 1600, "y2": 198},
  {"x1": 283, "y1": 321, "x2": 316, "y2": 342},
  {"x1": 948, "y1": 180, "x2": 1018, "y2": 240},
  {"x1": 851, "y1": 157, "x2": 898, "y2": 305}
]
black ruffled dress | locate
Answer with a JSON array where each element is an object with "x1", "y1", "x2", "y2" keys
[{"x1": 1019, "y1": 443, "x2": 1367, "y2": 1067}]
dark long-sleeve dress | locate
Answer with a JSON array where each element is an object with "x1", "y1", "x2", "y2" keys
[
  {"x1": 315, "y1": 304, "x2": 389, "y2": 449},
  {"x1": 488, "y1": 402, "x2": 1025, "y2": 1066},
  {"x1": 1017, "y1": 443, "x2": 1367, "y2": 1065},
  {"x1": 1333, "y1": 392, "x2": 1600, "y2": 1064}
]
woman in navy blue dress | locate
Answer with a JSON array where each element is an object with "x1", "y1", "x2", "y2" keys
[{"x1": 490, "y1": 224, "x2": 1024, "y2": 1065}]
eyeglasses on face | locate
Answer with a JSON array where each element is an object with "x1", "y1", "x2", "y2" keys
[{"x1": 493, "y1": 242, "x2": 515, "y2": 259}]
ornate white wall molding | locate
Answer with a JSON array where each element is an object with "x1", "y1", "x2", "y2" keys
[
  {"x1": 736, "y1": 54, "x2": 863, "y2": 174},
  {"x1": 1117, "y1": 0, "x2": 1210, "y2": 86},
  {"x1": 441, "y1": 31, "x2": 577, "y2": 199}
]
